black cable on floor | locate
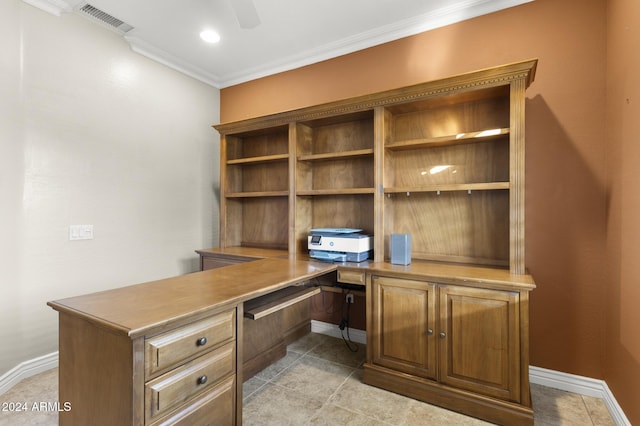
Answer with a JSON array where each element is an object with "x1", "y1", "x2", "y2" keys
[{"x1": 340, "y1": 291, "x2": 359, "y2": 352}]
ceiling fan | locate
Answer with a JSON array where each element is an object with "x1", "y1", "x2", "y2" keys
[{"x1": 229, "y1": 0, "x2": 261, "y2": 29}]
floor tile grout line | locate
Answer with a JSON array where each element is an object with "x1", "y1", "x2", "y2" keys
[
  {"x1": 302, "y1": 371, "x2": 352, "y2": 425},
  {"x1": 580, "y1": 394, "x2": 598, "y2": 426},
  {"x1": 306, "y1": 367, "x2": 389, "y2": 426},
  {"x1": 303, "y1": 351, "x2": 364, "y2": 371},
  {"x1": 242, "y1": 377, "x2": 268, "y2": 401}
]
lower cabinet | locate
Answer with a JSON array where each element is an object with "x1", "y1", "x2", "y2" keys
[
  {"x1": 57, "y1": 307, "x2": 238, "y2": 426},
  {"x1": 371, "y1": 277, "x2": 437, "y2": 379},
  {"x1": 366, "y1": 274, "x2": 533, "y2": 425},
  {"x1": 439, "y1": 284, "x2": 520, "y2": 402}
]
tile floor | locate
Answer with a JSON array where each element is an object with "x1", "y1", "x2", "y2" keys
[{"x1": 0, "y1": 333, "x2": 616, "y2": 425}]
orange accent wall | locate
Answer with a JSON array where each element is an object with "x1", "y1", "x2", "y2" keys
[
  {"x1": 606, "y1": 0, "x2": 640, "y2": 423},
  {"x1": 220, "y1": 0, "x2": 639, "y2": 422}
]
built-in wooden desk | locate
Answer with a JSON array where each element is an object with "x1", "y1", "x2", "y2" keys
[
  {"x1": 48, "y1": 257, "x2": 336, "y2": 426},
  {"x1": 49, "y1": 251, "x2": 535, "y2": 425}
]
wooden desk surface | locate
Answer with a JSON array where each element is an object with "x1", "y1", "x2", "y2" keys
[
  {"x1": 48, "y1": 248, "x2": 535, "y2": 339},
  {"x1": 47, "y1": 258, "x2": 336, "y2": 339},
  {"x1": 364, "y1": 261, "x2": 536, "y2": 291}
]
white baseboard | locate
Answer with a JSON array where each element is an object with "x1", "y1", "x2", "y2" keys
[
  {"x1": 0, "y1": 336, "x2": 631, "y2": 426},
  {"x1": 0, "y1": 352, "x2": 58, "y2": 396},
  {"x1": 311, "y1": 320, "x2": 366, "y2": 344},
  {"x1": 529, "y1": 366, "x2": 630, "y2": 426}
]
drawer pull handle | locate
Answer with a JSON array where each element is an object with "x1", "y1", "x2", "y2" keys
[
  {"x1": 196, "y1": 337, "x2": 208, "y2": 346},
  {"x1": 439, "y1": 332, "x2": 446, "y2": 338},
  {"x1": 197, "y1": 375, "x2": 208, "y2": 385},
  {"x1": 427, "y1": 329, "x2": 433, "y2": 335}
]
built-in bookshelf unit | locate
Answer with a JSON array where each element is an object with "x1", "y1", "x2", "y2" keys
[
  {"x1": 221, "y1": 125, "x2": 290, "y2": 250},
  {"x1": 294, "y1": 111, "x2": 375, "y2": 253},
  {"x1": 215, "y1": 59, "x2": 536, "y2": 273},
  {"x1": 382, "y1": 85, "x2": 512, "y2": 268}
]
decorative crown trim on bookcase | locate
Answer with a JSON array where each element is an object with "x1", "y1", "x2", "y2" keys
[{"x1": 215, "y1": 59, "x2": 537, "y2": 135}]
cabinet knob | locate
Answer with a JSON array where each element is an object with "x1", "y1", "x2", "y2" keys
[
  {"x1": 427, "y1": 329, "x2": 433, "y2": 335},
  {"x1": 197, "y1": 375, "x2": 208, "y2": 385},
  {"x1": 196, "y1": 337, "x2": 207, "y2": 346},
  {"x1": 439, "y1": 332, "x2": 446, "y2": 338}
]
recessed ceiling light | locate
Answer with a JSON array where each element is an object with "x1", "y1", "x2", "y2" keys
[{"x1": 200, "y1": 29, "x2": 220, "y2": 44}]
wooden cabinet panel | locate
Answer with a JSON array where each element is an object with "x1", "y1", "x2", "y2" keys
[
  {"x1": 242, "y1": 312, "x2": 285, "y2": 380},
  {"x1": 238, "y1": 197, "x2": 289, "y2": 249},
  {"x1": 371, "y1": 276, "x2": 436, "y2": 379},
  {"x1": 53, "y1": 304, "x2": 238, "y2": 426},
  {"x1": 366, "y1": 272, "x2": 531, "y2": 424},
  {"x1": 57, "y1": 312, "x2": 141, "y2": 426},
  {"x1": 145, "y1": 310, "x2": 236, "y2": 378},
  {"x1": 439, "y1": 285, "x2": 520, "y2": 401}
]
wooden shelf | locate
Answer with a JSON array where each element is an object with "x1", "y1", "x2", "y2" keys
[
  {"x1": 227, "y1": 154, "x2": 289, "y2": 165},
  {"x1": 226, "y1": 191, "x2": 289, "y2": 198},
  {"x1": 297, "y1": 149, "x2": 374, "y2": 162},
  {"x1": 410, "y1": 251, "x2": 510, "y2": 267},
  {"x1": 297, "y1": 188, "x2": 375, "y2": 196},
  {"x1": 386, "y1": 128, "x2": 509, "y2": 151},
  {"x1": 385, "y1": 182, "x2": 510, "y2": 194}
]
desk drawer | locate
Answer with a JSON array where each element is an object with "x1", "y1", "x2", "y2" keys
[
  {"x1": 150, "y1": 375, "x2": 235, "y2": 426},
  {"x1": 145, "y1": 309, "x2": 235, "y2": 378},
  {"x1": 145, "y1": 341, "x2": 235, "y2": 422},
  {"x1": 337, "y1": 269, "x2": 365, "y2": 285}
]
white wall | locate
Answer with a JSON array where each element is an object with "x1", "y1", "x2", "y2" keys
[{"x1": 0, "y1": 1, "x2": 220, "y2": 377}]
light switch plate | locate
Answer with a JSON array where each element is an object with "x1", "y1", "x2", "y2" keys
[{"x1": 70, "y1": 225, "x2": 93, "y2": 240}]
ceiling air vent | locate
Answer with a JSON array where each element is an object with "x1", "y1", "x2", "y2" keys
[{"x1": 76, "y1": 3, "x2": 134, "y2": 34}]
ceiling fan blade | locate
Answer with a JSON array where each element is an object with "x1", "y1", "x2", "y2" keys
[{"x1": 229, "y1": 0, "x2": 261, "y2": 29}]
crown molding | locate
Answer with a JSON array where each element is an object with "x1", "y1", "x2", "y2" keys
[
  {"x1": 20, "y1": 0, "x2": 72, "y2": 16},
  {"x1": 124, "y1": 35, "x2": 222, "y2": 88},
  {"x1": 217, "y1": 0, "x2": 534, "y2": 87},
  {"x1": 20, "y1": 0, "x2": 533, "y2": 88}
]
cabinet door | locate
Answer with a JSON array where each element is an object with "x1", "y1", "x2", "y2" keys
[
  {"x1": 371, "y1": 276, "x2": 436, "y2": 379},
  {"x1": 438, "y1": 285, "x2": 520, "y2": 401}
]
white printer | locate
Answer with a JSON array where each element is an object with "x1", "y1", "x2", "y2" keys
[{"x1": 307, "y1": 228, "x2": 373, "y2": 262}]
